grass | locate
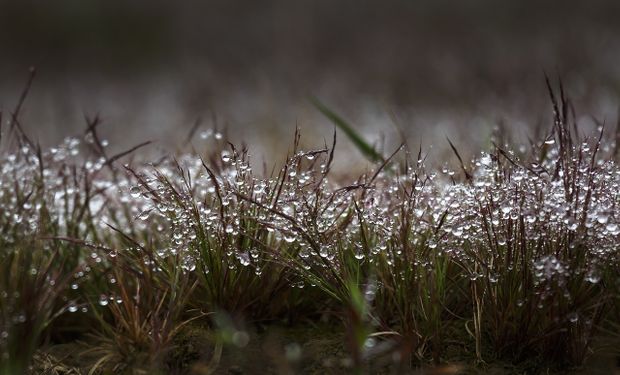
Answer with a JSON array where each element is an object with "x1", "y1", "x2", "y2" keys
[{"x1": 0, "y1": 79, "x2": 619, "y2": 374}]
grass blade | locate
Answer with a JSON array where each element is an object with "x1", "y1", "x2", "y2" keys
[{"x1": 311, "y1": 97, "x2": 384, "y2": 163}]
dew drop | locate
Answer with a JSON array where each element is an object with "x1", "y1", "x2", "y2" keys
[
  {"x1": 129, "y1": 186, "x2": 141, "y2": 198},
  {"x1": 585, "y1": 269, "x2": 601, "y2": 284},
  {"x1": 200, "y1": 129, "x2": 212, "y2": 139},
  {"x1": 606, "y1": 223, "x2": 619, "y2": 234},
  {"x1": 568, "y1": 312, "x2": 579, "y2": 323},
  {"x1": 237, "y1": 252, "x2": 251, "y2": 266},
  {"x1": 138, "y1": 210, "x2": 151, "y2": 221},
  {"x1": 596, "y1": 213, "x2": 609, "y2": 224}
]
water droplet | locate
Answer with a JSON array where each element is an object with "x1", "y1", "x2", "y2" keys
[
  {"x1": 129, "y1": 186, "x2": 141, "y2": 198},
  {"x1": 568, "y1": 312, "x2": 579, "y2": 323},
  {"x1": 606, "y1": 223, "x2": 619, "y2": 234},
  {"x1": 596, "y1": 213, "x2": 609, "y2": 224},
  {"x1": 585, "y1": 269, "x2": 601, "y2": 284},
  {"x1": 237, "y1": 252, "x2": 251, "y2": 266},
  {"x1": 200, "y1": 129, "x2": 212, "y2": 139},
  {"x1": 479, "y1": 154, "x2": 492, "y2": 166},
  {"x1": 364, "y1": 337, "x2": 376, "y2": 349},
  {"x1": 138, "y1": 210, "x2": 151, "y2": 221}
]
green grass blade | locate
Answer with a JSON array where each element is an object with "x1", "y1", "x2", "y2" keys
[{"x1": 311, "y1": 97, "x2": 384, "y2": 163}]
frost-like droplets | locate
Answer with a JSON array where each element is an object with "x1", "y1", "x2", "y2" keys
[
  {"x1": 129, "y1": 186, "x2": 141, "y2": 198},
  {"x1": 200, "y1": 129, "x2": 213, "y2": 139},
  {"x1": 452, "y1": 227, "x2": 463, "y2": 237},
  {"x1": 99, "y1": 295, "x2": 109, "y2": 306},
  {"x1": 585, "y1": 269, "x2": 601, "y2": 284},
  {"x1": 68, "y1": 303, "x2": 78, "y2": 313},
  {"x1": 137, "y1": 210, "x2": 151, "y2": 221},
  {"x1": 596, "y1": 211, "x2": 610, "y2": 224},
  {"x1": 479, "y1": 154, "x2": 492, "y2": 167},
  {"x1": 237, "y1": 252, "x2": 251, "y2": 266},
  {"x1": 567, "y1": 312, "x2": 579, "y2": 323},
  {"x1": 182, "y1": 258, "x2": 197, "y2": 272},
  {"x1": 500, "y1": 203, "x2": 512, "y2": 215},
  {"x1": 606, "y1": 222, "x2": 619, "y2": 235}
]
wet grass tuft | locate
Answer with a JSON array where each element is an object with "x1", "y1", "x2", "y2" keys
[{"x1": 0, "y1": 82, "x2": 619, "y2": 374}]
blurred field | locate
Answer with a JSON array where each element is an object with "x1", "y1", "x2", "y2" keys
[{"x1": 1, "y1": 0, "x2": 620, "y2": 169}]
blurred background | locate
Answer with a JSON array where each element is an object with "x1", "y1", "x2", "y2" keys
[{"x1": 1, "y1": 0, "x2": 620, "y2": 167}]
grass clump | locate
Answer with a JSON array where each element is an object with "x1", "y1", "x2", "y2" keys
[{"x1": 0, "y1": 79, "x2": 619, "y2": 373}]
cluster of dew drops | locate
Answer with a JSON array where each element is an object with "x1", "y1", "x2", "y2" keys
[
  {"x1": 0, "y1": 134, "x2": 119, "y2": 347},
  {"x1": 436, "y1": 139, "x2": 620, "y2": 322},
  {"x1": 1, "y1": 128, "x2": 619, "y2": 334}
]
